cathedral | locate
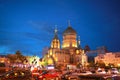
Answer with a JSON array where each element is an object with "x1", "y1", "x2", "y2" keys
[{"x1": 42, "y1": 22, "x2": 88, "y2": 68}]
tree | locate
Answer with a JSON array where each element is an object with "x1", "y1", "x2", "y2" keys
[
  {"x1": 88, "y1": 61, "x2": 96, "y2": 67},
  {"x1": 15, "y1": 50, "x2": 25, "y2": 63},
  {"x1": 7, "y1": 54, "x2": 17, "y2": 63},
  {"x1": 96, "y1": 60, "x2": 105, "y2": 68},
  {"x1": 84, "y1": 45, "x2": 90, "y2": 53}
]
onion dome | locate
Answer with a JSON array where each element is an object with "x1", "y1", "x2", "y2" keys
[
  {"x1": 63, "y1": 21, "x2": 76, "y2": 35},
  {"x1": 63, "y1": 26, "x2": 76, "y2": 35}
]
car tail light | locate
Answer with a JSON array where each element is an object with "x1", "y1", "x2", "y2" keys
[
  {"x1": 6, "y1": 69, "x2": 9, "y2": 72},
  {"x1": 56, "y1": 77, "x2": 59, "y2": 80},
  {"x1": 43, "y1": 78, "x2": 46, "y2": 80},
  {"x1": 39, "y1": 75, "x2": 43, "y2": 78},
  {"x1": 68, "y1": 77, "x2": 71, "y2": 80}
]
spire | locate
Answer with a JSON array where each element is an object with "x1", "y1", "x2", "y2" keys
[
  {"x1": 53, "y1": 25, "x2": 58, "y2": 39},
  {"x1": 78, "y1": 36, "x2": 82, "y2": 49},
  {"x1": 51, "y1": 25, "x2": 60, "y2": 49},
  {"x1": 68, "y1": 20, "x2": 71, "y2": 27},
  {"x1": 54, "y1": 25, "x2": 58, "y2": 34}
]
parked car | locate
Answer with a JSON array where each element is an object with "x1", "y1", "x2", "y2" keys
[
  {"x1": 79, "y1": 71, "x2": 92, "y2": 75},
  {"x1": 66, "y1": 71, "x2": 92, "y2": 80},
  {"x1": 0, "y1": 63, "x2": 11, "y2": 74},
  {"x1": 0, "y1": 70, "x2": 31, "y2": 80},
  {"x1": 61, "y1": 71, "x2": 72, "y2": 80},
  {"x1": 96, "y1": 68, "x2": 106, "y2": 74},
  {"x1": 110, "y1": 68, "x2": 119, "y2": 74},
  {"x1": 78, "y1": 74, "x2": 120, "y2": 80},
  {"x1": 38, "y1": 70, "x2": 60, "y2": 80},
  {"x1": 67, "y1": 72, "x2": 79, "y2": 80},
  {"x1": 31, "y1": 69, "x2": 40, "y2": 79}
]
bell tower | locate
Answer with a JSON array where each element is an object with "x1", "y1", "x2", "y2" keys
[{"x1": 51, "y1": 27, "x2": 60, "y2": 49}]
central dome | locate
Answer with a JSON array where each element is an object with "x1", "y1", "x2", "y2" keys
[{"x1": 63, "y1": 26, "x2": 76, "y2": 35}]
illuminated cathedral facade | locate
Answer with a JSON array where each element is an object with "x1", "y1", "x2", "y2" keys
[{"x1": 43, "y1": 23, "x2": 88, "y2": 68}]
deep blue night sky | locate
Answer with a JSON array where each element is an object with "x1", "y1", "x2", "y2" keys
[{"x1": 0, "y1": 0, "x2": 120, "y2": 57}]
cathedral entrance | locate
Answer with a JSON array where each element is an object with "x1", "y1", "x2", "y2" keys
[
  {"x1": 47, "y1": 57, "x2": 55, "y2": 65},
  {"x1": 47, "y1": 57, "x2": 56, "y2": 69},
  {"x1": 48, "y1": 58, "x2": 53, "y2": 65}
]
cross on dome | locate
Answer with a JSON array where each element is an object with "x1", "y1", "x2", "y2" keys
[
  {"x1": 54, "y1": 25, "x2": 58, "y2": 33},
  {"x1": 68, "y1": 20, "x2": 71, "y2": 27}
]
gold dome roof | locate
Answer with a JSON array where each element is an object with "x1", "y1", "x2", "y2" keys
[{"x1": 63, "y1": 26, "x2": 76, "y2": 35}]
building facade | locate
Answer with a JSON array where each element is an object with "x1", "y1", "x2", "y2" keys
[
  {"x1": 95, "y1": 52, "x2": 120, "y2": 67},
  {"x1": 42, "y1": 23, "x2": 88, "y2": 68},
  {"x1": 0, "y1": 55, "x2": 10, "y2": 67}
]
